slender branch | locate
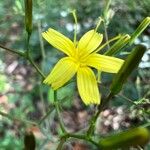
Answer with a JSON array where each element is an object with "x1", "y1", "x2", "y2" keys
[
  {"x1": 28, "y1": 55, "x2": 46, "y2": 79},
  {"x1": 94, "y1": 34, "x2": 121, "y2": 53},
  {"x1": 87, "y1": 93, "x2": 114, "y2": 136},
  {"x1": 38, "y1": 21, "x2": 46, "y2": 59},
  {"x1": 103, "y1": 21, "x2": 110, "y2": 49},
  {"x1": 61, "y1": 133, "x2": 99, "y2": 148},
  {"x1": 0, "y1": 44, "x2": 25, "y2": 57},
  {"x1": 56, "y1": 137, "x2": 66, "y2": 150},
  {"x1": 38, "y1": 96, "x2": 70, "y2": 125},
  {"x1": 141, "y1": 122, "x2": 150, "y2": 128},
  {"x1": 0, "y1": 44, "x2": 46, "y2": 79},
  {"x1": 26, "y1": 33, "x2": 31, "y2": 57},
  {"x1": 38, "y1": 105, "x2": 55, "y2": 125},
  {"x1": 71, "y1": 10, "x2": 78, "y2": 45},
  {"x1": 39, "y1": 85, "x2": 46, "y2": 118},
  {"x1": 54, "y1": 91, "x2": 67, "y2": 133},
  {"x1": 0, "y1": 111, "x2": 37, "y2": 126}
]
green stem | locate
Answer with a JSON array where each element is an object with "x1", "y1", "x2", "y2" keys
[
  {"x1": 38, "y1": 105, "x2": 55, "y2": 125},
  {"x1": 27, "y1": 55, "x2": 46, "y2": 79},
  {"x1": 26, "y1": 32, "x2": 31, "y2": 57},
  {"x1": 0, "y1": 44, "x2": 45, "y2": 79},
  {"x1": 71, "y1": 10, "x2": 78, "y2": 45},
  {"x1": 56, "y1": 137, "x2": 66, "y2": 150},
  {"x1": 62, "y1": 133, "x2": 99, "y2": 148},
  {"x1": 94, "y1": 34, "x2": 121, "y2": 53},
  {"x1": 103, "y1": 21, "x2": 110, "y2": 49},
  {"x1": 39, "y1": 85, "x2": 46, "y2": 117},
  {"x1": 87, "y1": 93, "x2": 113, "y2": 136},
  {"x1": 38, "y1": 96, "x2": 70, "y2": 125},
  {"x1": 54, "y1": 91, "x2": 67, "y2": 133},
  {"x1": 0, "y1": 111, "x2": 37, "y2": 125},
  {"x1": 141, "y1": 122, "x2": 150, "y2": 128},
  {"x1": 0, "y1": 44, "x2": 25, "y2": 57},
  {"x1": 38, "y1": 21, "x2": 46, "y2": 59}
]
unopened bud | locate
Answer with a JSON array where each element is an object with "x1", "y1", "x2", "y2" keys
[
  {"x1": 24, "y1": 0, "x2": 32, "y2": 34},
  {"x1": 110, "y1": 44, "x2": 146, "y2": 95},
  {"x1": 99, "y1": 127, "x2": 150, "y2": 150},
  {"x1": 129, "y1": 17, "x2": 150, "y2": 45},
  {"x1": 105, "y1": 34, "x2": 130, "y2": 56}
]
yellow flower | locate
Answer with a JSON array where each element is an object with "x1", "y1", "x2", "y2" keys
[{"x1": 42, "y1": 28, "x2": 124, "y2": 105}]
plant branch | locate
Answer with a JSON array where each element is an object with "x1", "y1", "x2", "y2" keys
[
  {"x1": 54, "y1": 91, "x2": 67, "y2": 133},
  {"x1": 61, "y1": 133, "x2": 99, "y2": 148},
  {"x1": 0, "y1": 44, "x2": 25, "y2": 57},
  {"x1": 0, "y1": 111, "x2": 37, "y2": 126},
  {"x1": 0, "y1": 44, "x2": 46, "y2": 79},
  {"x1": 87, "y1": 93, "x2": 114, "y2": 136},
  {"x1": 27, "y1": 55, "x2": 46, "y2": 79}
]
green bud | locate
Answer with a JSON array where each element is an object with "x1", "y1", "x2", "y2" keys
[
  {"x1": 105, "y1": 34, "x2": 131, "y2": 56},
  {"x1": 110, "y1": 44, "x2": 146, "y2": 95},
  {"x1": 24, "y1": 0, "x2": 32, "y2": 34},
  {"x1": 129, "y1": 17, "x2": 150, "y2": 45},
  {"x1": 24, "y1": 130, "x2": 36, "y2": 150},
  {"x1": 99, "y1": 127, "x2": 150, "y2": 150}
]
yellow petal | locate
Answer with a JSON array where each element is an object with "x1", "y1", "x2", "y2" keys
[
  {"x1": 77, "y1": 67, "x2": 100, "y2": 105},
  {"x1": 77, "y1": 30, "x2": 103, "y2": 57},
  {"x1": 42, "y1": 28, "x2": 75, "y2": 56},
  {"x1": 86, "y1": 53, "x2": 124, "y2": 73},
  {"x1": 43, "y1": 57, "x2": 78, "y2": 89}
]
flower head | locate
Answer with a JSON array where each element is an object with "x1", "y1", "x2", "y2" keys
[{"x1": 42, "y1": 28, "x2": 124, "y2": 105}]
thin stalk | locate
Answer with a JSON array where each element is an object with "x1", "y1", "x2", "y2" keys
[
  {"x1": 38, "y1": 21, "x2": 46, "y2": 59},
  {"x1": 26, "y1": 33, "x2": 31, "y2": 57},
  {"x1": 94, "y1": 34, "x2": 121, "y2": 53},
  {"x1": 62, "y1": 133, "x2": 99, "y2": 147},
  {"x1": 54, "y1": 91, "x2": 67, "y2": 133},
  {"x1": 28, "y1": 55, "x2": 46, "y2": 79},
  {"x1": 87, "y1": 93, "x2": 114, "y2": 136},
  {"x1": 71, "y1": 10, "x2": 78, "y2": 45},
  {"x1": 0, "y1": 44, "x2": 45, "y2": 79},
  {"x1": 56, "y1": 137, "x2": 66, "y2": 150},
  {"x1": 38, "y1": 105, "x2": 55, "y2": 125},
  {"x1": 103, "y1": 21, "x2": 110, "y2": 49},
  {"x1": 0, "y1": 111, "x2": 37, "y2": 125},
  {"x1": 39, "y1": 85, "x2": 46, "y2": 118},
  {"x1": 0, "y1": 44, "x2": 25, "y2": 57},
  {"x1": 38, "y1": 96, "x2": 70, "y2": 125}
]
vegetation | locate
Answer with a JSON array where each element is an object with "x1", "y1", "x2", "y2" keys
[{"x1": 0, "y1": 0, "x2": 150, "y2": 149}]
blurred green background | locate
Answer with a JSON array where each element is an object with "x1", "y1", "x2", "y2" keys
[{"x1": 0, "y1": 0, "x2": 150, "y2": 149}]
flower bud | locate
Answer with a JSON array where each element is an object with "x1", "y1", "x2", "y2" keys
[
  {"x1": 105, "y1": 34, "x2": 130, "y2": 56},
  {"x1": 129, "y1": 17, "x2": 150, "y2": 45},
  {"x1": 99, "y1": 127, "x2": 150, "y2": 150},
  {"x1": 24, "y1": 0, "x2": 32, "y2": 34},
  {"x1": 110, "y1": 44, "x2": 146, "y2": 95}
]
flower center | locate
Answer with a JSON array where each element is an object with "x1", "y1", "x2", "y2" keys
[{"x1": 70, "y1": 48, "x2": 87, "y2": 67}]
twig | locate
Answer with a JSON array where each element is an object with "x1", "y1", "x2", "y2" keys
[
  {"x1": 38, "y1": 96, "x2": 70, "y2": 125},
  {"x1": 38, "y1": 105, "x2": 55, "y2": 125},
  {"x1": 0, "y1": 44, "x2": 46, "y2": 79},
  {"x1": 0, "y1": 111, "x2": 37, "y2": 126},
  {"x1": 27, "y1": 55, "x2": 46, "y2": 79},
  {"x1": 54, "y1": 91, "x2": 67, "y2": 133},
  {"x1": 0, "y1": 44, "x2": 25, "y2": 57},
  {"x1": 56, "y1": 137, "x2": 66, "y2": 150},
  {"x1": 38, "y1": 21, "x2": 46, "y2": 59},
  {"x1": 87, "y1": 93, "x2": 114, "y2": 136}
]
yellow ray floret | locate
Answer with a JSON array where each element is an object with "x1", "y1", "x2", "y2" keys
[{"x1": 42, "y1": 28, "x2": 124, "y2": 105}]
